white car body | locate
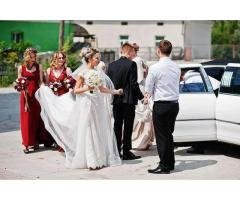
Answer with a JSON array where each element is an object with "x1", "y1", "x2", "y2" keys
[
  {"x1": 174, "y1": 64, "x2": 217, "y2": 142},
  {"x1": 215, "y1": 63, "x2": 240, "y2": 145},
  {"x1": 175, "y1": 63, "x2": 240, "y2": 146}
]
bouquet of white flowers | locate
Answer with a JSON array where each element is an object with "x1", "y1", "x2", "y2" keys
[{"x1": 85, "y1": 70, "x2": 103, "y2": 93}]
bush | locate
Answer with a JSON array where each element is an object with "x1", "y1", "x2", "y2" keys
[
  {"x1": 212, "y1": 45, "x2": 233, "y2": 59},
  {"x1": 0, "y1": 40, "x2": 33, "y2": 87},
  {"x1": 67, "y1": 52, "x2": 81, "y2": 71}
]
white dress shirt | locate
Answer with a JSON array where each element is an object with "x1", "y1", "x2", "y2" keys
[{"x1": 145, "y1": 57, "x2": 180, "y2": 101}]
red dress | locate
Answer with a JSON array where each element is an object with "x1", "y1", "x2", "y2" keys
[
  {"x1": 20, "y1": 65, "x2": 42, "y2": 148},
  {"x1": 49, "y1": 67, "x2": 69, "y2": 96}
]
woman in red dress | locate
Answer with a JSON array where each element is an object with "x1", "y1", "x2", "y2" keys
[
  {"x1": 46, "y1": 51, "x2": 72, "y2": 95},
  {"x1": 46, "y1": 51, "x2": 72, "y2": 151},
  {"x1": 18, "y1": 48, "x2": 45, "y2": 153}
]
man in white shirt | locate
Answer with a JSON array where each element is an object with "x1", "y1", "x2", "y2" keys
[{"x1": 144, "y1": 40, "x2": 180, "y2": 174}]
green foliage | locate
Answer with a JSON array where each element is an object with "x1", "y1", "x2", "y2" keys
[
  {"x1": 212, "y1": 45, "x2": 233, "y2": 59},
  {"x1": 0, "y1": 40, "x2": 33, "y2": 87},
  {"x1": 212, "y1": 21, "x2": 240, "y2": 59},
  {"x1": 67, "y1": 52, "x2": 81, "y2": 71},
  {"x1": 62, "y1": 34, "x2": 74, "y2": 54},
  {"x1": 62, "y1": 35, "x2": 82, "y2": 71},
  {"x1": 212, "y1": 21, "x2": 240, "y2": 45}
]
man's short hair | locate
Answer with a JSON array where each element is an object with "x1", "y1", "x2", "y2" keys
[
  {"x1": 121, "y1": 42, "x2": 134, "y2": 55},
  {"x1": 158, "y1": 40, "x2": 172, "y2": 56}
]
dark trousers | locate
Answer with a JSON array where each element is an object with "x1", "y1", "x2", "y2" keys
[
  {"x1": 152, "y1": 101, "x2": 179, "y2": 170},
  {"x1": 113, "y1": 103, "x2": 135, "y2": 154}
]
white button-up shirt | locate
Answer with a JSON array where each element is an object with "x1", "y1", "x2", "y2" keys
[{"x1": 145, "y1": 57, "x2": 180, "y2": 101}]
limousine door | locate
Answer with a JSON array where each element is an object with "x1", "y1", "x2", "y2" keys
[
  {"x1": 174, "y1": 66, "x2": 217, "y2": 142},
  {"x1": 216, "y1": 64, "x2": 240, "y2": 145}
]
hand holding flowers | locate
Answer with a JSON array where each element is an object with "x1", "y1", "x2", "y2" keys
[
  {"x1": 13, "y1": 77, "x2": 30, "y2": 111},
  {"x1": 85, "y1": 70, "x2": 103, "y2": 93}
]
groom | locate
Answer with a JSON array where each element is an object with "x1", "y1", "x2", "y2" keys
[{"x1": 107, "y1": 42, "x2": 144, "y2": 160}]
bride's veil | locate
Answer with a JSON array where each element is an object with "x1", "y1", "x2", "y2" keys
[{"x1": 71, "y1": 58, "x2": 88, "y2": 80}]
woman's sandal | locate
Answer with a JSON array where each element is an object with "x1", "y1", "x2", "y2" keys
[{"x1": 23, "y1": 148, "x2": 30, "y2": 154}]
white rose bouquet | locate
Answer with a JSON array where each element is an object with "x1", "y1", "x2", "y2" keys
[{"x1": 85, "y1": 70, "x2": 103, "y2": 93}]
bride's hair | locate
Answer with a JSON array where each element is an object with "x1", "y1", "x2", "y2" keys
[
  {"x1": 50, "y1": 51, "x2": 67, "y2": 69},
  {"x1": 80, "y1": 47, "x2": 99, "y2": 63}
]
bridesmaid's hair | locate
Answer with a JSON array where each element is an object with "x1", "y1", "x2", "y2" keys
[
  {"x1": 50, "y1": 51, "x2": 67, "y2": 69},
  {"x1": 23, "y1": 48, "x2": 37, "y2": 65},
  {"x1": 81, "y1": 47, "x2": 99, "y2": 63}
]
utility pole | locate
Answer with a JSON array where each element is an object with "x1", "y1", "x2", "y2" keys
[{"x1": 58, "y1": 20, "x2": 65, "y2": 50}]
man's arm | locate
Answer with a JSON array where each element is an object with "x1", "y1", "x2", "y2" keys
[{"x1": 144, "y1": 66, "x2": 155, "y2": 104}]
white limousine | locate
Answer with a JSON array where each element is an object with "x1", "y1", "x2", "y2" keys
[{"x1": 174, "y1": 63, "x2": 240, "y2": 146}]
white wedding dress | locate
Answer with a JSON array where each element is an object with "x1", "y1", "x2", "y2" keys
[{"x1": 35, "y1": 66, "x2": 121, "y2": 169}]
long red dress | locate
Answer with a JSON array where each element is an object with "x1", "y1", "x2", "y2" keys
[
  {"x1": 48, "y1": 67, "x2": 69, "y2": 96},
  {"x1": 20, "y1": 64, "x2": 42, "y2": 148}
]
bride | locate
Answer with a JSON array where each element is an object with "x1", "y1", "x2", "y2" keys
[{"x1": 35, "y1": 47, "x2": 122, "y2": 169}]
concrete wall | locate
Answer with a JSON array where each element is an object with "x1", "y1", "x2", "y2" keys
[
  {"x1": 74, "y1": 21, "x2": 184, "y2": 49},
  {"x1": 184, "y1": 21, "x2": 213, "y2": 60},
  {"x1": 0, "y1": 21, "x2": 73, "y2": 52}
]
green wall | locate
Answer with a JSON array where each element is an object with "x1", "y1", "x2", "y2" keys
[{"x1": 0, "y1": 21, "x2": 74, "y2": 52}]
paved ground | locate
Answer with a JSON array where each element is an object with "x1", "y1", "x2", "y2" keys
[
  {"x1": 1, "y1": 130, "x2": 240, "y2": 180},
  {"x1": 0, "y1": 88, "x2": 19, "y2": 133},
  {"x1": 1, "y1": 88, "x2": 240, "y2": 180}
]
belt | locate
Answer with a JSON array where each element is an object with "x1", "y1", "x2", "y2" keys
[{"x1": 155, "y1": 100, "x2": 178, "y2": 104}]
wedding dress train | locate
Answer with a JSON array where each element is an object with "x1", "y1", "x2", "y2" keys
[{"x1": 35, "y1": 67, "x2": 121, "y2": 169}]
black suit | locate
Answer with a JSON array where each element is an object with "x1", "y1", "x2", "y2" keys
[{"x1": 107, "y1": 57, "x2": 144, "y2": 154}]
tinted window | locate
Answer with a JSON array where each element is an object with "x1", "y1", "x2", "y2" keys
[
  {"x1": 180, "y1": 68, "x2": 206, "y2": 93},
  {"x1": 219, "y1": 67, "x2": 240, "y2": 95},
  {"x1": 204, "y1": 67, "x2": 225, "y2": 81}
]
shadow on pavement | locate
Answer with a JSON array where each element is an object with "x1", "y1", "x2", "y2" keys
[
  {"x1": 175, "y1": 142, "x2": 240, "y2": 159},
  {"x1": 174, "y1": 159, "x2": 217, "y2": 172}
]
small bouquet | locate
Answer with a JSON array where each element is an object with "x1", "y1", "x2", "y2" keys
[
  {"x1": 85, "y1": 70, "x2": 103, "y2": 93},
  {"x1": 48, "y1": 81, "x2": 62, "y2": 93},
  {"x1": 13, "y1": 77, "x2": 29, "y2": 92},
  {"x1": 13, "y1": 77, "x2": 30, "y2": 112},
  {"x1": 63, "y1": 75, "x2": 76, "y2": 89}
]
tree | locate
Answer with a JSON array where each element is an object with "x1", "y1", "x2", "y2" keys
[
  {"x1": 58, "y1": 20, "x2": 65, "y2": 50},
  {"x1": 212, "y1": 21, "x2": 240, "y2": 59}
]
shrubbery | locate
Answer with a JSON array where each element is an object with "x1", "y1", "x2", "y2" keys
[{"x1": 0, "y1": 41, "x2": 32, "y2": 87}]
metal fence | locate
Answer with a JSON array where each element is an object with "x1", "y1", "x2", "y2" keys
[{"x1": 211, "y1": 45, "x2": 240, "y2": 59}]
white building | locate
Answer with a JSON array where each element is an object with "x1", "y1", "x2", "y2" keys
[{"x1": 73, "y1": 20, "x2": 212, "y2": 63}]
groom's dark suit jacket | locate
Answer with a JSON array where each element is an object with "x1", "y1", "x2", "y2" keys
[{"x1": 107, "y1": 56, "x2": 144, "y2": 105}]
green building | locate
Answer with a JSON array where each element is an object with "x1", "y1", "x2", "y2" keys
[{"x1": 0, "y1": 20, "x2": 74, "y2": 52}]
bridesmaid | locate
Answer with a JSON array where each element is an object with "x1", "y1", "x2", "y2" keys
[
  {"x1": 45, "y1": 51, "x2": 72, "y2": 151},
  {"x1": 46, "y1": 51, "x2": 72, "y2": 95},
  {"x1": 18, "y1": 48, "x2": 44, "y2": 153}
]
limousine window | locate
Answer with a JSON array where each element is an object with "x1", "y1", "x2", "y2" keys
[
  {"x1": 180, "y1": 69, "x2": 206, "y2": 93},
  {"x1": 220, "y1": 67, "x2": 240, "y2": 95}
]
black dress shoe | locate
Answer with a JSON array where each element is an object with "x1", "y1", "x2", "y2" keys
[
  {"x1": 148, "y1": 165, "x2": 161, "y2": 173},
  {"x1": 148, "y1": 165, "x2": 170, "y2": 174},
  {"x1": 123, "y1": 151, "x2": 141, "y2": 160}
]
